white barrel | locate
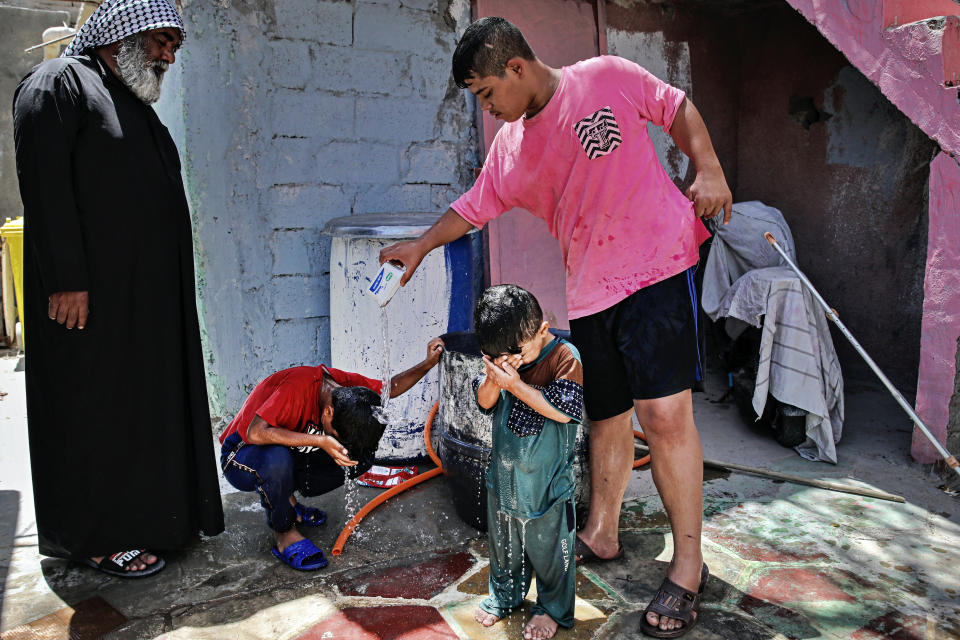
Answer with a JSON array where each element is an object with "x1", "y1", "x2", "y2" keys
[{"x1": 324, "y1": 213, "x2": 479, "y2": 461}]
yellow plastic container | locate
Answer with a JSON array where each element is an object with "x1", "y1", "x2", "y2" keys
[{"x1": 1, "y1": 217, "x2": 25, "y2": 348}]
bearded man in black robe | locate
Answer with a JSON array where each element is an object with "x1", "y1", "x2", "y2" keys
[{"x1": 12, "y1": 0, "x2": 224, "y2": 578}]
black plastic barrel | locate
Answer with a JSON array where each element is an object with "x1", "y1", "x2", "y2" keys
[{"x1": 435, "y1": 331, "x2": 590, "y2": 531}]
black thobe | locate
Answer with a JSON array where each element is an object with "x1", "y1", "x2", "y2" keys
[{"x1": 12, "y1": 53, "x2": 224, "y2": 559}]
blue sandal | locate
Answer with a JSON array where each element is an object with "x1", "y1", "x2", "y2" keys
[
  {"x1": 271, "y1": 539, "x2": 329, "y2": 571},
  {"x1": 293, "y1": 502, "x2": 326, "y2": 526}
]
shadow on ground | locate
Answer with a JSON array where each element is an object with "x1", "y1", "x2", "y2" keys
[{"x1": 0, "y1": 491, "x2": 18, "y2": 627}]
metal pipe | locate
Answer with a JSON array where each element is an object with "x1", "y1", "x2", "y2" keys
[
  {"x1": 763, "y1": 232, "x2": 960, "y2": 478},
  {"x1": 23, "y1": 31, "x2": 74, "y2": 54}
]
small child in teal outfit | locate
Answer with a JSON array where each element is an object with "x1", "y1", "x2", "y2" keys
[{"x1": 472, "y1": 284, "x2": 584, "y2": 640}]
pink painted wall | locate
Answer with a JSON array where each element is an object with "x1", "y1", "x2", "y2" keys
[
  {"x1": 944, "y1": 16, "x2": 960, "y2": 87},
  {"x1": 914, "y1": 152, "x2": 960, "y2": 463},
  {"x1": 883, "y1": 0, "x2": 960, "y2": 27},
  {"x1": 783, "y1": 0, "x2": 960, "y2": 461},
  {"x1": 785, "y1": 0, "x2": 960, "y2": 155}
]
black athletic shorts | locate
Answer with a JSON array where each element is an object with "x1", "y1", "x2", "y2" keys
[{"x1": 569, "y1": 266, "x2": 702, "y2": 421}]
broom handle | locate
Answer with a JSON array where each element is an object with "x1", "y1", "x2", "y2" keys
[{"x1": 764, "y1": 232, "x2": 960, "y2": 475}]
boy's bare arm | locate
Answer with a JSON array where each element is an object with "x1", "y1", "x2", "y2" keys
[
  {"x1": 483, "y1": 357, "x2": 570, "y2": 423},
  {"x1": 244, "y1": 416, "x2": 356, "y2": 466},
  {"x1": 668, "y1": 97, "x2": 733, "y2": 224},
  {"x1": 378, "y1": 208, "x2": 475, "y2": 286},
  {"x1": 389, "y1": 337, "x2": 445, "y2": 398}
]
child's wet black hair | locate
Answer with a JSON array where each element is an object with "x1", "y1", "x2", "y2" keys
[
  {"x1": 474, "y1": 284, "x2": 543, "y2": 358},
  {"x1": 452, "y1": 16, "x2": 536, "y2": 89},
  {"x1": 331, "y1": 386, "x2": 384, "y2": 471}
]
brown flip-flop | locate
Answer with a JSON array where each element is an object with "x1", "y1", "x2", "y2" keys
[
  {"x1": 640, "y1": 563, "x2": 709, "y2": 638},
  {"x1": 574, "y1": 535, "x2": 624, "y2": 563}
]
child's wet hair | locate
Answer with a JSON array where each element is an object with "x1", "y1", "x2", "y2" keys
[
  {"x1": 331, "y1": 386, "x2": 384, "y2": 469},
  {"x1": 452, "y1": 16, "x2": 536, "y2": 88},
  {"x1": 474, "y1": 284, "x2": 543, "y2": 358}
]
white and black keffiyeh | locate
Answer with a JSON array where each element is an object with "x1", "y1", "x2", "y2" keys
[{"x1": 63, "y1": 0, "x2": 185, "y2": 57}]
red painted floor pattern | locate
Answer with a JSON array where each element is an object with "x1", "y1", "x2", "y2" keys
[
  {"x1": 851, "y1": 611, "x2": 928, "y2": 640},
  {"x1": 295, "y1": 605, "x2": 458, "y2": 640},
  {"x1": 336, "y1": 551, "x2": 475, "y2": 600},
  {"x1": 747, "y1": 567, "x2": 854, "y2": 604}
]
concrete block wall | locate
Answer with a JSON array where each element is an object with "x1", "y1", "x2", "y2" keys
[{"x1": 156, "y1": 0, "x2": 476, "y2": 423}]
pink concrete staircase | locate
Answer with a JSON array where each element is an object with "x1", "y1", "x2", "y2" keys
[
  {"x1": 785, "y1": 0, "x2": 960, "y2": 154},
  {"x1": 785, "y1": 0, "x2": 960, "y2": 464}
]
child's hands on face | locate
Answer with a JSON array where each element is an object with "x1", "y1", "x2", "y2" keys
[
  {"x1": 497, "y1": 353, "x2": 523, "y2": 369},
  {"x1": 426, "y1": 337, "x2": 445, "y2": 366},
  {"x1": 482, "y1": 354, "x2": 522, "y2": 392}
]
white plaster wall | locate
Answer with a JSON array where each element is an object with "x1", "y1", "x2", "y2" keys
[{"x1": 1, "y1": 6, "x2": 72, "y2": 227}]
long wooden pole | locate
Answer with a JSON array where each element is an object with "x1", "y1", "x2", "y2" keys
[{"x1": 634, "y1": 443, "x2": 906, "y2": 503}]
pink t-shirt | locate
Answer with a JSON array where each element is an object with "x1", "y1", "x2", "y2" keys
[{"x1": 451, "y1": 55, "x2": 711, "y2": 319}]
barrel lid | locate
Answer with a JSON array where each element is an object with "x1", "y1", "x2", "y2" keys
[
  {"x1": 320, "y1": 213, "x2": 477, "y2": 239},
  {"x1": 320, "y1": 213, "x2": 439, "y2": 239}
]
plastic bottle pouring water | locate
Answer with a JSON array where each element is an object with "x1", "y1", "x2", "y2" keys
[{"x1": 367, "y1": 262, "x2": 405, "y2": 306}]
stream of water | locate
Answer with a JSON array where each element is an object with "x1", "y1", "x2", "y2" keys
[{"x1": 372, "y1": 306, "x2": 399, "y2": 428}]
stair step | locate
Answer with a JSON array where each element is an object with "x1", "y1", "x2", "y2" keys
[{"x1": 884, "y1": 0, "x2": 960, "y2": 27}]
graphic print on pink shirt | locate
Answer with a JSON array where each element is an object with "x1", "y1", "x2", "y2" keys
[{"x1": 574, "y1": 107, "x2": 622, "y2": 159}]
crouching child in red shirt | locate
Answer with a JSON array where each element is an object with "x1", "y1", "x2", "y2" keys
[{"x1": 218, "y1": 337, "x2": 444, "y2": 570}]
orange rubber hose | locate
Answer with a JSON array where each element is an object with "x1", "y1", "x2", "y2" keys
[
  {"x1": 331, "y1": 401, "x2": 442, "y2": 556},
  {"x1": 423, "y1": 401, "x2": 442, "y2": 467},
  {"x1": 633, "y1": 429, "x2": 650, "y2": 469},
  {"x1": 331, "y1": 467, "x2": 442, "y2": 556}
]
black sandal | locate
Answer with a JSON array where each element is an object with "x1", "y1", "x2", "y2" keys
[
  {"x1": 640, "y1": 563, "x2": 709, "y2": 638},
  {"x1": 574, "y1": 535, "x2": 624, "y2": 564},
  {"x1": 83, "y1": 549, "x2": 165, "y2": 578}
]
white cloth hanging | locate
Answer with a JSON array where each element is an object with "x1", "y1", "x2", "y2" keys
[{"x1": 702, "y1": 202, "x2": 844, "y2": 463}]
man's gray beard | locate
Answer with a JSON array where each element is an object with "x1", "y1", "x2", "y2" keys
[{"x1": 115, "y1": 33, "x2": 168, "y2": 104}]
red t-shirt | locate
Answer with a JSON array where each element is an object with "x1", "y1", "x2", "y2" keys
[{"x1": 218, "y1": 365, "x2": 383, "y2": 444}]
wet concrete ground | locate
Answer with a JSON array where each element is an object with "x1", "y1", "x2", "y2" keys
[{"x1": 1, "y1": 350, "x2": 958, "y2": 640}]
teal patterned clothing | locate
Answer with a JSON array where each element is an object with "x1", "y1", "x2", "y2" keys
[{"x1": 474, "y1": 337, "x2": 584, "y2": 627}]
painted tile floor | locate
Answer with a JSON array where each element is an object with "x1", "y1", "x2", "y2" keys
[
  {"x1": 2, "y1": 353, "x2": 959, "y2": 640},
  {"x1": 105, "y1": 472, "x2": 959, "y2": 640}
]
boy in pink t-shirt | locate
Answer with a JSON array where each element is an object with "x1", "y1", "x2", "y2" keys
[{"x1": 381, "y1": 17, "x2": 731, "y2": 639}]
